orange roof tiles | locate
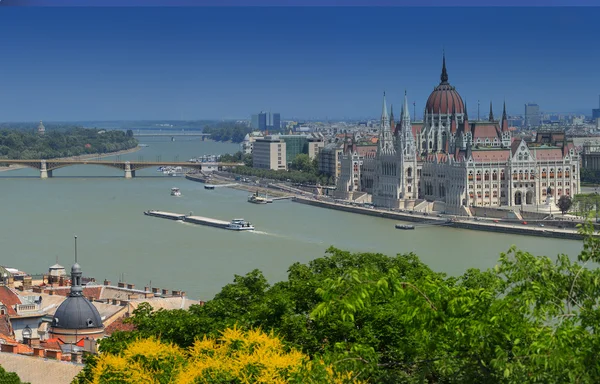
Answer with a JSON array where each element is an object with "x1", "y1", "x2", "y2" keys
[{"x1": 0, "y1": 286, "x2": 21, "y2": 316}]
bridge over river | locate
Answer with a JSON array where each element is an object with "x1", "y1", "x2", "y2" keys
[{"x1": 0, "y1": 159, "x2": 242, "y2": 178}]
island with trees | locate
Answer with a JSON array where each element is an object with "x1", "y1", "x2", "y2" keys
[
  {"x1": 74, "y1": 223, "x2": 600, "y2": 383},
  {"x1": 202, "y1": 122, "x2": 255, "y2": 143},
  {"x1": 0, "y1": 126, "x2": 138, "y2": 160}
]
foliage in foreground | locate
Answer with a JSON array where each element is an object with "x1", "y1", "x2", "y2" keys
[
  {"x1": 0, "y1": 365, "x2": 29, "y2": 384},
  {"x1": 75, "y1": 327, "x2": 359, "y2": 384},
  {"x1": 82, "y1": 222, "x2": 600, "y2": 383}
]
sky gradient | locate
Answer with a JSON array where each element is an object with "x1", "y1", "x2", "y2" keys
[{"x1": 0, "y1": 7, "x2": 598, "y2": 121}]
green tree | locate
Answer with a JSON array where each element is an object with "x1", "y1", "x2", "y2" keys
[
  {"x1": 0, "y1": 365, "x2": 29, "y2": 384},
  {"x1": 557, "y1": 195, "x2": 573, "y2": 215}
]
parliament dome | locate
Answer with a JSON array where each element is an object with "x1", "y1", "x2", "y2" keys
[{"x1": 425, "y1": 55, "x2": 465, "y2": 115}]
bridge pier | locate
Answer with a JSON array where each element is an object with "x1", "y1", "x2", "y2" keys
[
  {"x1": 40, "y1": 160, "x2": 53, "y2": 179},
  {"x1": 124, "y1": 162, "x2": 135, "y2": 179}
]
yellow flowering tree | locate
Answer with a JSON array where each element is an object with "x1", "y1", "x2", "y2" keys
[{"x1": 79, "y1": 327, "x2": 360, "y2": 384}]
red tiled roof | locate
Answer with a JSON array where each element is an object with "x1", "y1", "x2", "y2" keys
[
  {"x1": 532, "y1": 148, "x2": 563, "y2": 161},
  {"x1": 104, "y1": 316, "x2": 136, "y2": 336},
  {"x1": 412, "y1": 123, "x2": 423, "y2": 137},
  {"x1": 0, "y1": 287, "x2": 21, "y2": 316},
  {"x1": 471, "y1": 150, "x2": 510, "y2": 162},
  {"x1": 472, "y1": 123, "x2": 500, "y2": 139},
  {"x1": 0, "y1": 315, "x2": 12, "y2": 339},
  {"x1": 47, "y1": 286, "x2": 103, "y2": 300},
  {"x1": 511, "y1": 139, "x2": 522, "y2": 155}
]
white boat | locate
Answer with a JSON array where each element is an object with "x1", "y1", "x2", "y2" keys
[
  {"x1": 226, "y1": 218, "x2": 255, "y2": 231},
  {"x1": 171, "y1": 187, "x2": 181, "y2": 197}
]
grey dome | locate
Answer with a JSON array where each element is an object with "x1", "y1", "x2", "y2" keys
[{"x1": 52, "y1": 296, "x2": 102, "y2": 330}]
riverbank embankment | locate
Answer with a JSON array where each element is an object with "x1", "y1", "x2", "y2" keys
[
  {"x1": 0, "y1": 146, "x2": 143, "y2": 173},
  {"x1": 293, "y1": 196, "x2": 586, "y2": 241},
  {"x1": 185, "y1": 172, "x2": 292, "y2": 198}
]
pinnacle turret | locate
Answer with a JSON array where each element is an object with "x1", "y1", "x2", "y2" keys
[
  {"x1": 489, "y1": 101, "x2": 494, "y2": 121},
  {"x1": 440, "y1": 52, "x2": 449, "y2": 84}
]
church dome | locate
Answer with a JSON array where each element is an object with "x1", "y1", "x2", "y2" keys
[
  {"x1": 425, "y1": 55, "x2": 465, "y2": 115},
  {"x1": 52, "y1": 295, "x2": 102, "y2": 330}
]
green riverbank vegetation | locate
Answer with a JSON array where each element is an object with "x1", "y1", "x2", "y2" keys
[{"x1": 0, "y1": 127, "x2": 138, "y2": 160}]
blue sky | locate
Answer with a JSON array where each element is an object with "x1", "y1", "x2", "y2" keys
[{"x1": 0, "y1": 7, "x2": 598, "y2": 121}]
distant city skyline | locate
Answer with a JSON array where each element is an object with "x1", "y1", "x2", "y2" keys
[{"x1": 0, "y1": 7, "x2": 598, "y2": 121}]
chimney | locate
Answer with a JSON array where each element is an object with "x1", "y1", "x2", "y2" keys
[
  {"x1": 45, "y1": 349, "x2": 62, "y2": 361},
  {"x1": 152, "y1": 287, "x2": 160, "y2": 294},
  {"x1": 171, "y1": 290, "x2": 181, "y2": 296},
  {"x1": 33, "y1": 347, "x2": 45, "y2": 358},
  {"x1": 71, "y1": 352, "x2": 83, "y2": 364},
  {"x1": 144, "y1": 286, "x2": 150, "y2": 292},
  {"x1": 117, "y1": 282, "x2": 125, "y2": 288},
  {"x1": 126, "y1": 284, "x2": 135, "y2": 290},
  {"x1": 24, "y1": 337, "x2": 40, "y2": 347},
  {"x1": 162, "y1": 289, "x2": 169, "y2": 296},
  {"x1": 103, "y1": 279, "x2": 111, "y2": 286},
  {"x1": 0, "y1": 344, "x2": 17, "y2": 354}
]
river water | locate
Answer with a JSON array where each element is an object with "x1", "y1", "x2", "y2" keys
[{"x1": 0, "y1": 137, "x2": 583, "y2": 300}]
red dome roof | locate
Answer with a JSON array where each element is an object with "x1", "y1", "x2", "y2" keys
[{"x1": 425, "y1": 55, "x2": 465, "y2": 115}]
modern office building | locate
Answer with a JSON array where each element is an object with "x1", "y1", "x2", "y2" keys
[
  {"x1": 252, "y1": 136, "x2": 287, "y2": 170},
  {"x1": 593, "y1": 95, "x2": 600, "y2": 121},
  {"x1": 258, "y1": 112, "x2": 267, "y2": 131},
  {"x1": 253, "y1": 111, "x2": 281, "y2": 132},
  {"x1": 251, "y1": 114, "x2": 259, "y2": 129},
  {"x1": 318, "y1": 143, "x2": 343, "y2": 181},
  {"x1": 525, "y1": 103, "x2": 541, "y2": 128}
]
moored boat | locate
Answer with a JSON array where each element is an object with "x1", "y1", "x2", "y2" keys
[
  {"x1": 171, "y1": 187, "x2": 181, "y2": 197},
  {"x1": 395, "y1": 224, "x2": 415, "y2": 230},
  {"x1": 248, "y1": 191, "x2": 268, "y2": 204}
]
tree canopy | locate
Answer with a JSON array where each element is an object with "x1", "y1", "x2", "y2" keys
[
  {"x1": 202, "y1": 122, "x2": 253, "y2": 143},
  {"x1": 82, "y1": 223, "x2": 600, "y2": 383},
  {"x1": 0, "y1": 128, "x2": 138, "y2": 160},
  {"x1": 0, "y1": 365, "x2": 28, "y2": 384}
]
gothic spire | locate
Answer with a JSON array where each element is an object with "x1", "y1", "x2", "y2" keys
[
  {"x1": 502, "y1": 100, "x2": 507, "y2": 120},
  {"x1": 401, "y1": 90, "x2": 410, "y2": 122},
  {"x1": 390, "y1": 104, "x2": 394, "y2": 120},
  {"x1": 464, "y1": 101, "x2": 468, "y2": 120},
  {"x1": 440, "y1": 52, "x2": 449, "y2": 84},
  {"x1": 381, "y1": 92, "x2": 388, "y2": 120},
  {"x1": 488, "y1": 101, "x2": 494, "y2": 121}
]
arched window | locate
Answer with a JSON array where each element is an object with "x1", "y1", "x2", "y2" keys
[{"x1": 492, "y1": 171, "x2": 498, "y2": 181}]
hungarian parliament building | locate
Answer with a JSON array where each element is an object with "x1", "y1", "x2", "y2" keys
[{"x1": 336, "y1": 57, "x2": 580, "y2": 215}]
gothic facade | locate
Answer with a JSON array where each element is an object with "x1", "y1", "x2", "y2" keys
[{"x1": 337, "y1": 55, "x2": 581, "y2": 214}]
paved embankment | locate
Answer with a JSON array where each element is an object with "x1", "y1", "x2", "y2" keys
[
  {"x1": 185, "y1": 173, "x2": 292, "y2": 198},
  {"x1": 293, "y1": 197, "x2": 585, "y2": 241}
]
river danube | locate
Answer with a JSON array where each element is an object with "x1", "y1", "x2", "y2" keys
[{"x1": 0, "y1": 137, "x2": 583, "y2": 300}]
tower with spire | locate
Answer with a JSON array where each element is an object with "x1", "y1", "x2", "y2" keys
[
  {"x1": 49, "y1": 236, "x2": 104, "y2": 345},
  {"x1": 372, "y1": 92, "x2": 402, "y2": 208},
  {"x1": 397, "y1": 91, "x2": 418, "y2": 199},
  {"x1": 501, "y1": 101, "x2": 511, "y2": 146}
]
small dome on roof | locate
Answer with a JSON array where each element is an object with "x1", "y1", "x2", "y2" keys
[{"x1": 52, "y1": 296, "x2": 102, "y2": 330}]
